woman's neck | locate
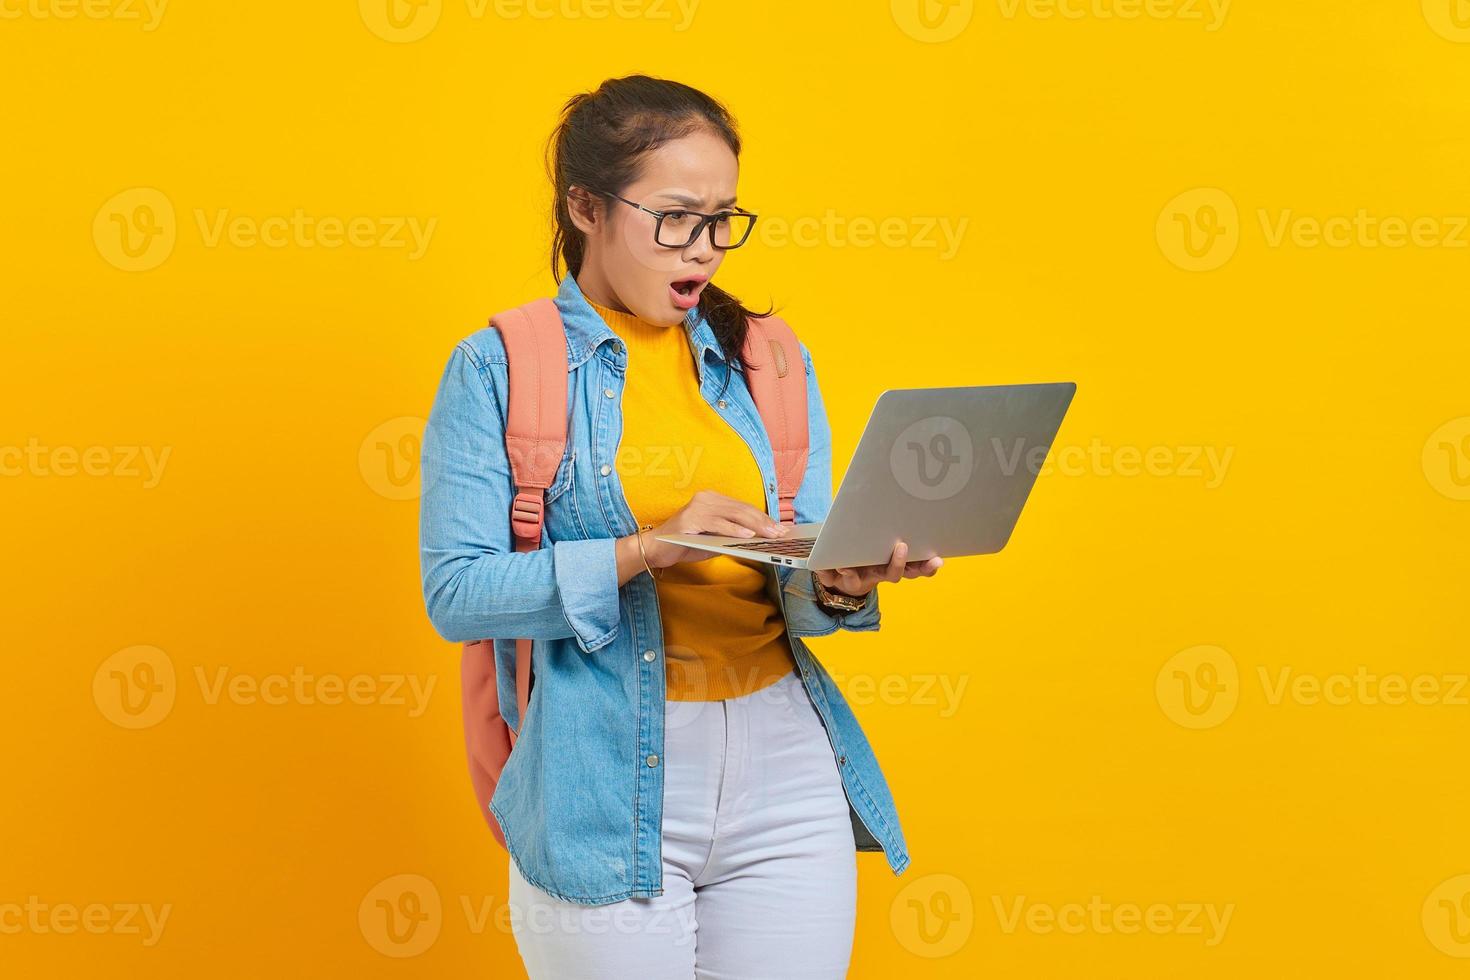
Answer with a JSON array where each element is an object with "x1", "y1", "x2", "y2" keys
[
  {"x1": 576, "y1": 268, "x2": 681, "y2": 332},
  {"x1": 586, "y1": 297, "x2": 671, "y2": 331}
]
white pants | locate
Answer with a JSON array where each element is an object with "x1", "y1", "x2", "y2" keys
[{"x1": 508, "y1": 668, "x2": 858, "y2": 979}]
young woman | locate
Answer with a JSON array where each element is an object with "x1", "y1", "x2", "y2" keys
[{"x1": 420, "y1": 74, "x2": 942, "y2": 978}]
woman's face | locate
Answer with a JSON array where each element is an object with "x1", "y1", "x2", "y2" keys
[{"x1": 570, "y1": 128, "x2": 739, "y2": 328}]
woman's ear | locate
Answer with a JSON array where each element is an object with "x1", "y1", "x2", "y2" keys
[{"x1": 566, "y1": 186, "x2": 602, "y2": 237}]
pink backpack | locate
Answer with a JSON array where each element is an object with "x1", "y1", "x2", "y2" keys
[{"x1": 461, "y1": 297, "x2": 811, "y2": 847}]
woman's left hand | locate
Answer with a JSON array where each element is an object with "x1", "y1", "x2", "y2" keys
[{"x1": 813, "y1": 540, "x2": 943, "y2": 598}]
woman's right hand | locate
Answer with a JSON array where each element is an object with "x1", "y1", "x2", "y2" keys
[{"x1": 644, "y1": 490, "x2": 788, "y2": 569}]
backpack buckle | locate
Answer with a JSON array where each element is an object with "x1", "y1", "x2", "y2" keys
[
  {"x1": 777, "y1": 495, "x2": 797, "y2": 524},
  {"x1": 510, "y1": 490, "x2": 545, "y2": 542}
]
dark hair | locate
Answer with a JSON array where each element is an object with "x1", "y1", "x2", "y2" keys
[{"x1": 545, "y1": 74, "x2": 773, "y2": 367}]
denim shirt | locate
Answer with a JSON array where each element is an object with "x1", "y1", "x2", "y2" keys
[{"x1": 419, "y1": 272, "x2": 911, "y2": 906}]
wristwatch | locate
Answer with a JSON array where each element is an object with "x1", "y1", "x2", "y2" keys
[{"x1": 812, "y1": 574, "x2": 870, "y2": 612}]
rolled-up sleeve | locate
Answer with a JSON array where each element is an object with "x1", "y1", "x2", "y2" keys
[
  {"x1": 419, "y1": 340, "x2": 621, "y2": 652},
  {"x1": 779, "y1": 341, "x2": 882, "y2": 638},
  {"x1": 550, "y1": 537, "x2": 621, "y2": 651}
]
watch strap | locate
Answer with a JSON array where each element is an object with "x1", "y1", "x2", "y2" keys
[{"x1": 812, "y1": 574, "x2": 868, "y2": 611}]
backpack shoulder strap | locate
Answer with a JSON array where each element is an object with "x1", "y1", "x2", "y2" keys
[
  {"x1": 489, "y1": 297, "x2": 570, "y2": 549},
  {"x1": 740, "y1": 314, "x2": 809, "y2": 525},
  {"x1": 486, "y1": 296, "x2": 568, "y2": 733}
]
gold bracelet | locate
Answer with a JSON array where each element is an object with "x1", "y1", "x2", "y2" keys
[{"x1": 635, "y1": 525, "x2": 662, "y2": 580}]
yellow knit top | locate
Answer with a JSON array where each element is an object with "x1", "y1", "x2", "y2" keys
[{"x1": 587, "y1": 297, "x2": 797, "y2": 702}]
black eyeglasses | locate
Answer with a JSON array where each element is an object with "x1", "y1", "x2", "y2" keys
[{"x1": 596, "y1": 191, "x2": 758, "y2": 249}]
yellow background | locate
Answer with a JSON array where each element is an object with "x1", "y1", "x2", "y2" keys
[{"x1": 3, "y1": 0, "x2": 1469, "y2": 976}]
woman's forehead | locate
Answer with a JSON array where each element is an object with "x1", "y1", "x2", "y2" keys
[{"x1": 629, "y1": 133, "x2": 738, "y2": 205}]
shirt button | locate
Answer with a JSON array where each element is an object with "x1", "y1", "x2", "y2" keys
[
  {"x1": 600, "y1": 463, "x2": 612, "y2": 476},
  {"x1": 838, "y1": 755, "x2": 847, "y2": 766},
  {"x1": 646, "y1": 754, "x2": 660, "y2": 767},
  {"x1": 603, "y1": 387, "x2": 615, "y2": 398},
  {"x1": 716, "y1": 399, "x2": 727, "y2": 408},
  {"x1": 643, "y1": 650, "x2": 656, "y2": 662}
]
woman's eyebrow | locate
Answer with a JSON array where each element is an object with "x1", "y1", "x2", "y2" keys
[{"x1": 661, "y1": 193, "x2": 739, "y2": 209}]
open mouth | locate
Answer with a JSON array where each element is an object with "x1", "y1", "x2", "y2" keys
[{"x1": 669, "y1": 276, "x2": 708, "y2": 309}]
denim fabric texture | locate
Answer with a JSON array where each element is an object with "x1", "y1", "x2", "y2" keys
[{"x1": 420, "y1": 272, "x2": 910, "y2": 905}]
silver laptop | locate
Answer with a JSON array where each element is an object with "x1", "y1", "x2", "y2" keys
[{"x1": 655, "y1": 383, "x2": 1077, "y2": 570}]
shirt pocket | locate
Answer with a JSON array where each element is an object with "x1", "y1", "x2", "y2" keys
[
  {"x1": 542, "y1": 447, "x2": 588, "y2": 541},
  {"x1": 544, "y1": 446, "x2": 575, "y2": 504}
]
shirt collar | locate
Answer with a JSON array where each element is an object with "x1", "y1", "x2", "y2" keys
[{"x1": 553, "y1": 271, "x2": 727, "y2": 369}]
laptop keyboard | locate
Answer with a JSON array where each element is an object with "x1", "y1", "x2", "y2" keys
[{"x1": 728, "y1": 537, "x2": 817, "y2": 557}]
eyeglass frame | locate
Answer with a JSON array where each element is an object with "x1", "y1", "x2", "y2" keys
[{"x1": 593, "y1": 190, "x2": 758, "y2": 250}]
